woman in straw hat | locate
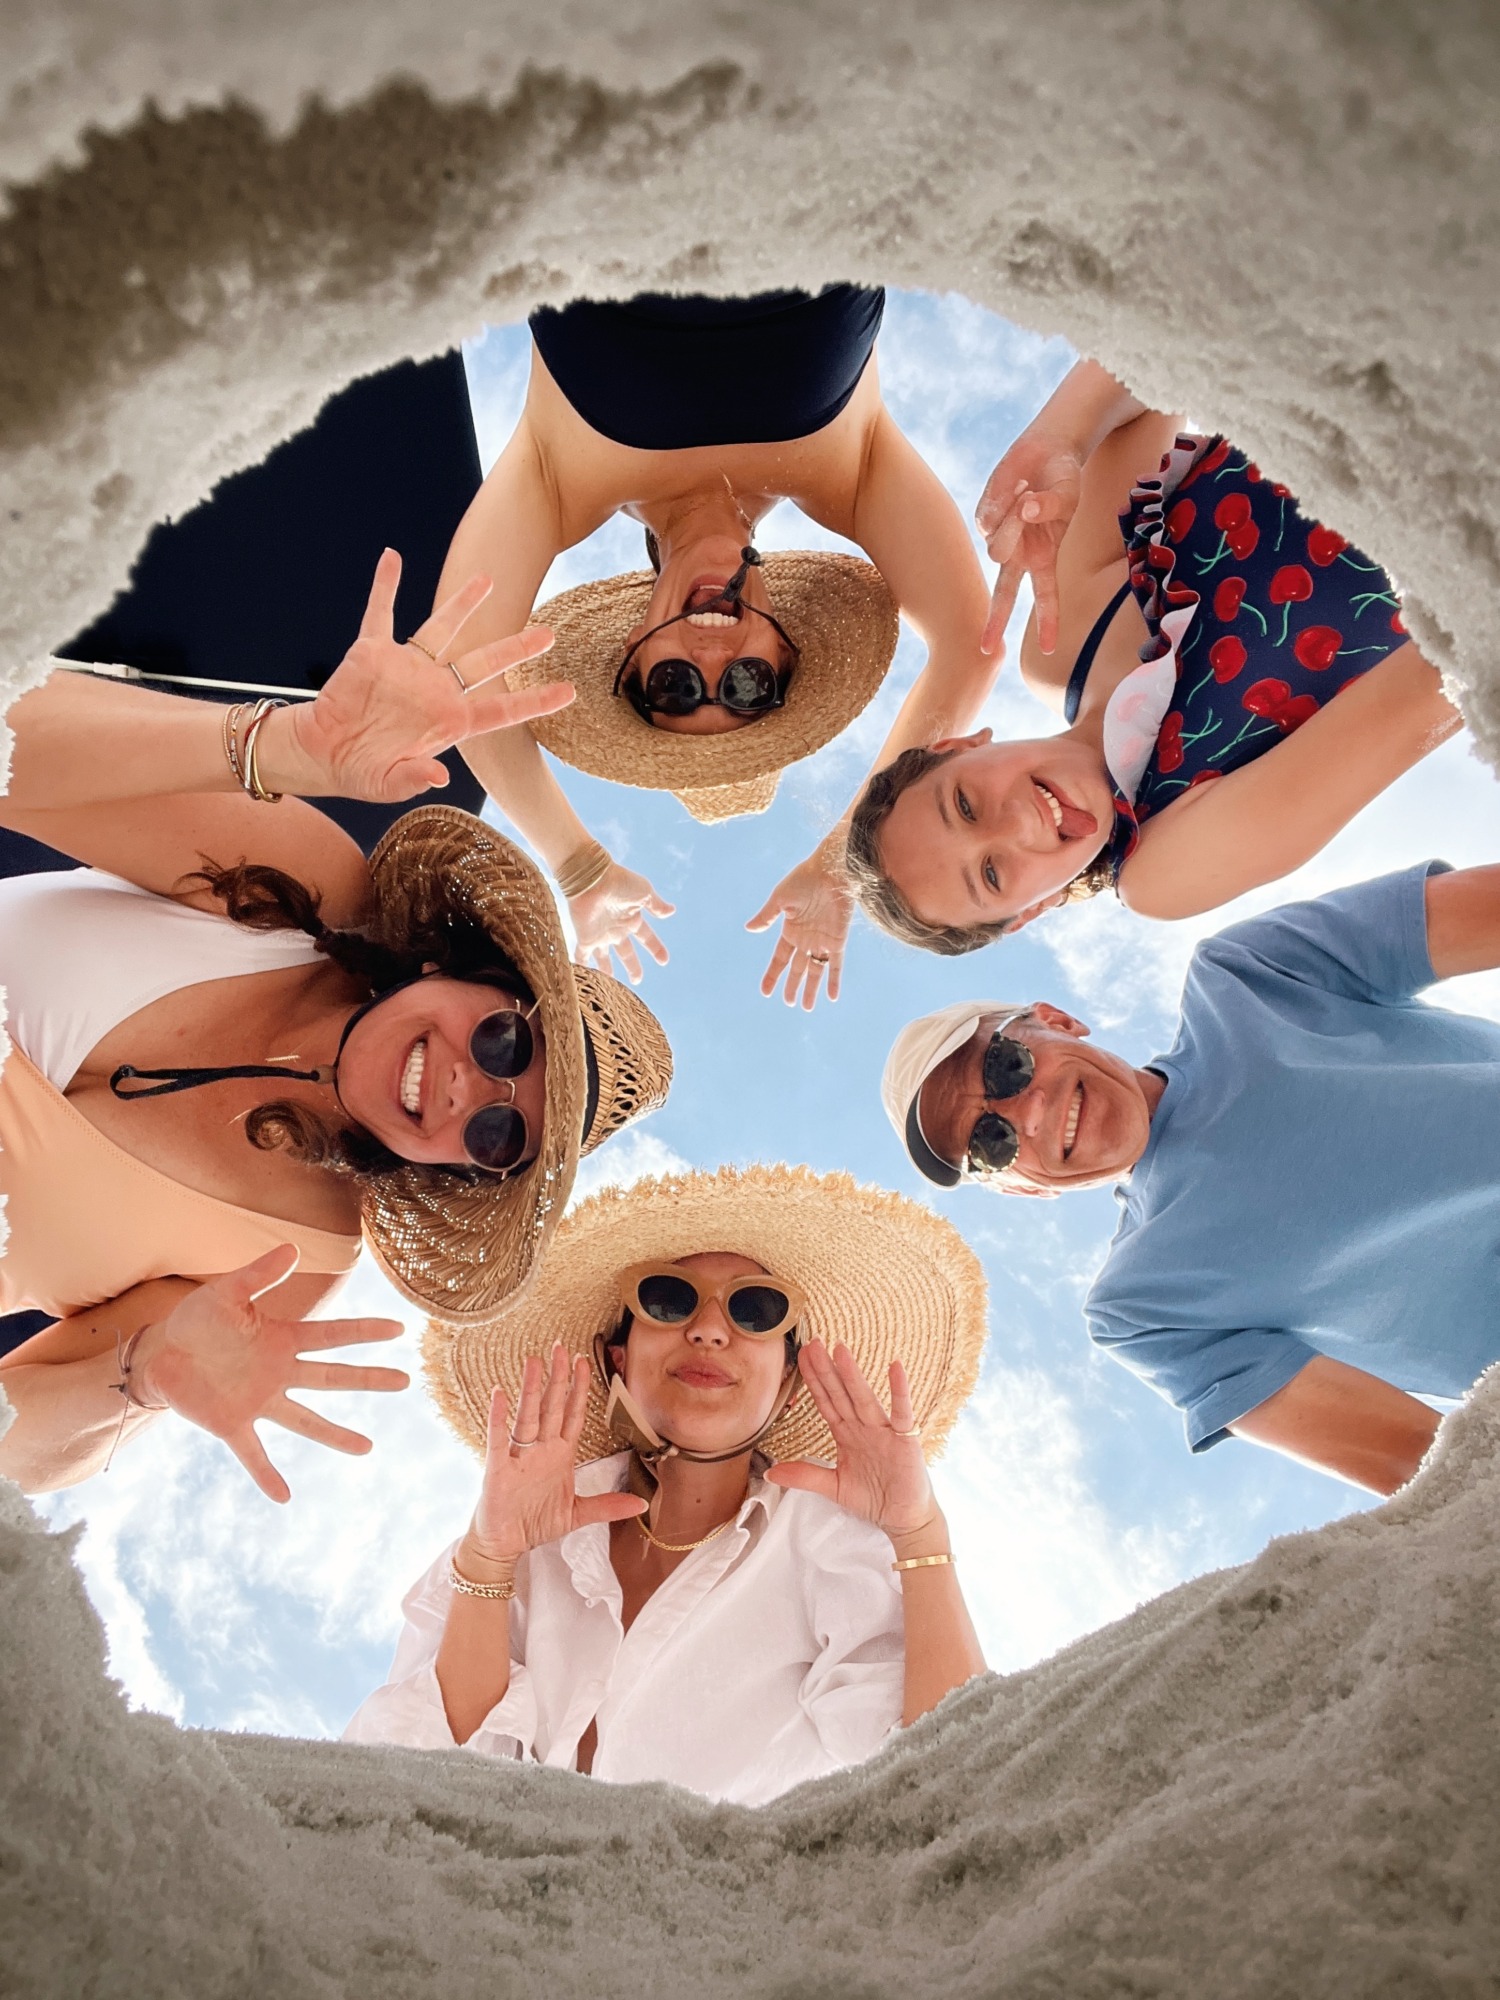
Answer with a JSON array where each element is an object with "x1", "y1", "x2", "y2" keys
[
  {"x1": 0, "y1": 555, "x2": 671, "y2": 1503},
  {"x1": 441, "y1": 287, "x2": 993, "y2": 1005},
  {"x1": 346, "y1": 1165, "x2": 989, "y2": 1806}
]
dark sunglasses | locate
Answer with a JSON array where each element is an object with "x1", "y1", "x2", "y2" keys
[
  {"x1": 618, "y1": 1262, "x2": 807, "y2": 1340},
  {"x1": 961, "y1": 1028, "x2": 1037, "y2": 1179},
  {"x1": 620, "y1": 652, "x2": 793, "y2": 720},
  {"x1": 457, "y1": 1000, "x2": 542, "y2": 1176}
]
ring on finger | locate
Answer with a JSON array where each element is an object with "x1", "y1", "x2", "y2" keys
[
  {"x1": 891, "y1": 1424, "x2": 923, "y2": 1440},
  {"x1": 509, "y1": 1433, "x2": 541, "y2": 1450},
  {"x1": 809, "y1": 951, "x2": 831, "y2": 964},
  {"x1": 447, "y1": 660, "x2": 468, "y2": 694},
  {"x1": 406, "y1": 637, "x2": 438, "y2": 662}
]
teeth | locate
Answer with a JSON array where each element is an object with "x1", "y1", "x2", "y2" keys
[
  {"x1": 1037, "y1": 781, "x2": 1064, "y2": 833},
  {"x1": 1063, "y1": 1083, "x2": 1082, "y2": 1155},
  {"x1": 685, "y1": 610, "x2": 738, "y2": 627},
  {"x1": 400, "y1": 1037, "x2": 426, "y2": 1117}
]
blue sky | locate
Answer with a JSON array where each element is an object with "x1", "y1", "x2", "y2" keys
[{"x1": 40, "y1": 290, "x2": 1500, "y2": 1734}]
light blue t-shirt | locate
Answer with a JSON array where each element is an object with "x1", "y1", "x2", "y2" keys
[{"x1": 1086, "y1": 863, "x2": 1500, "y2": 1452}]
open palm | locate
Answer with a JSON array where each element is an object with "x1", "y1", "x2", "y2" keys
[
  {"x1": 134, "y1": 1244, "x2": 408, "y2": 1504},
  {"x1": 465, "y1": 1348, "x2": 645, "y2": 1564},
  {"x1": 570, "y1": 862, "x2": 675, "y2": 985},
  {"x1": 747, "y1": 838, "x2": 853, "y2": 1010},
  {"x1": 765, "y1": 1341, "x2": 934, "y2": 1539},
  {"x1": 268, "y1": 548, "x2": 575, "y2": 802}
]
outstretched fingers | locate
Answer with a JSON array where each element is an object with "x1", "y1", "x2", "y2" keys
[
  {"x1": 798, "y1": 1339, "x2": 857, "y2": 1432},
  {"x1": 272, "y1": 1395, "x2": 374, "y2": 1457},
  {"x1": 415, "y1": 572, "x2": 494, "y2": 662},
  {"x1": 536, "y1": 1343, "x2": 573, "y2": 1438},
  {"x1": 561, "y1": 1354, "x2": 593, "y2": 1448},
  {"x1": 887, "y1": 1359, "x2": 916, "y2": 1437},
  {"x1": 285, "y1": 1314, "x2": 405, "y2": 1353},
  {"x1": 758, "y1": 935, "x2": 795, "y2": 999},
  {"x1": 225, "y1": 1423, "x2": 292, "y2": 1505},
  {"x1": 291, "y1": 1359, "x2": 410, "y2": 1396},
  {"x1": 830, "y1": 1341, "x2": 890, "y2": 1426},
  {"x1": 575, "y1": 1492, "x2": 649, "y2": 1529},
  {"x1": 982, "y1": 565, "x2": 1022, "y2": 657},
  {"x1": 358, "y1": 548, "x2": 405, "y2": 644},
  {"x1": 763, "y1": 1458, "x2": 838, "y2": 1501}
]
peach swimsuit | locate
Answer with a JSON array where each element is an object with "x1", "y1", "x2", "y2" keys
[{"x1": 0, "y1": 871, "x2": 360, "y2": 1318}]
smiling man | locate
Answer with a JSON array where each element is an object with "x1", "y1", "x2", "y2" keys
[{"x1": 882, "y1": 861, "x2": 1500, "y2": 1496}]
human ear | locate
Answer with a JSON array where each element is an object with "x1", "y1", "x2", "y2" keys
[
  {"x1": 927, "y1": 727, "x2": 993, "y2": 755},
  {"x1": 1000, "y1": 891, "x2": 1066, "y2": 935},
  {"x1": 1027, "y1": 1001, "x2": 1091, "y2": 1039}
]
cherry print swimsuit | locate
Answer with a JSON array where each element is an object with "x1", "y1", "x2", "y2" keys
[{"x1": 1063, "y1": 437, "x2": 1409, "y2": 879}]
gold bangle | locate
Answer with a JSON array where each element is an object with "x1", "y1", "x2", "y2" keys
[
  {"x1": 449, "y1": 1555, "x2": 517, "y2": 1601},
  {"x1": 555, "y1": 839, "x2": 611, "y2": 900},
  {"x1": 221, "y1": 702, "x2": 248, "y2": 786},
  {"x1": 891, "y1": 1552, "x2": 955, "y2": 1573},
  {"x1": 241, "y1": 699, "x2": 286, "y2": 804}
]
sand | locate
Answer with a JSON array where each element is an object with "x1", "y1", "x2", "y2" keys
[{"x1": 3, "y1": 2, "x2": 1499, "y2": 1991}]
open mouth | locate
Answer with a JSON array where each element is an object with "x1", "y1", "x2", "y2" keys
[
  {"x1": 1035, "y1": 778, "x2": 1098, "y2": 844},
  {"x1": 684, "y1": 578, "x2": 744, "y2": 625},
  {"x1": 1062, "y1": 1081, "x2": 1083, "y2": 1158},
  {"x1": 399, "y1": 1036, "x2": 427, "y2": 1120}
]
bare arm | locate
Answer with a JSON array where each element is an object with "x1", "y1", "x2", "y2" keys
[
  {"x1": 1424, "y1": 863, "x2": 1500, "y2": 978},
  {"x1": 1227, "y1": 1355, "x2": 1440, "y2": 1495},
  {"x1": 887, "y1": 1513, "x2": 987, "y2": 1727},
  {"x1": 1118, "y1": 643, "x2": 1462, "y2": 921}
]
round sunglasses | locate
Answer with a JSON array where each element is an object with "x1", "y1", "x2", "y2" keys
[
  {"x1": 617, "y1": 1262, "x2": 807, "y2": 1340},
  {"x1": 960, "y1": 1028, "x2": 1037, "y2": 1178},
  {"x1": 455, "y1": 1000, "x2": 542, "y2": 1176},
  {"x1": 611, "y1": 548, "x2": 800, "y2": 720}
]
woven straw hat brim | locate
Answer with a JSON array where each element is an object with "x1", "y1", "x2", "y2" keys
[
  {"x1": 423, "y1": 1164, "x2": 989, "y2": 1467},
  {"x1": 358, "y1": 807, "x2": 670, "y2": 1324},
  {"x1": 512, "y1": 554, "x2": 898, "y2": 813}
]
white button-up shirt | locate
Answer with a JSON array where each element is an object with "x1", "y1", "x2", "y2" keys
[{"x1": 345, "y1": 1453, "x2": 905, "y2": 1805}]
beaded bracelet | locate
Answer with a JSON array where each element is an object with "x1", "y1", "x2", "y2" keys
[{"x1": 449, "y1": 1556, "x2": 518, "y2": 1601}]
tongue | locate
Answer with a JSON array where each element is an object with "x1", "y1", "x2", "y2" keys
[{"x1": 1058, "y1": 802, "x2": 1097, "y2": 841}]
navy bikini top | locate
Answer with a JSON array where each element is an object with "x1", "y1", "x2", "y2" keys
[
  {"x1": 528, "y1": 286, "x2": 885, "y2": 450},
  {"x1": 1062, "y1": 580, "x2": 1132, "y2": 724}
]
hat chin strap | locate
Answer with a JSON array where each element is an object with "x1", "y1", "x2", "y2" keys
[{"x1": 591, "y1": 1334, "x2": 801, "y2": 1471}]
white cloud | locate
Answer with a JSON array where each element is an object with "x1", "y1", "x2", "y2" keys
[{"x1": 569, "y1": 1127, "x2": 693, "y2": 1205}]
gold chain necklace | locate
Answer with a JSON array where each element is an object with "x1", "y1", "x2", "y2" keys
[{"x1": 636, "y1": 1513, "x2": 737, "y2": 1555}]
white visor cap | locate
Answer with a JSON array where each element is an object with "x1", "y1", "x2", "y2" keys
[{"x1": 882, "y1": 1002, "x2": 1032, "y2": 1188}]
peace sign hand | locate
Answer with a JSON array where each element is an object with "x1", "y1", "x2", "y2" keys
[
  {"x1": 975, "y1": 432, "x2": 1085, "y2": 657},
  {"x1": 259, "y1": 548, "x2": 576, "y2": 803},
  {"x1": 764, "y1": 1341, "x2": 937, "y2": 1542},
  {"x1": 458, "y1": 1347, "x2": 646, "y2": 1569},
  {"x1": 131, "y1": 1244, "x2": 409, "y2": 1505}
]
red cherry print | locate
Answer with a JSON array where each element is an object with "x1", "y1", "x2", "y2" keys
[
  {"x1": 1199, "y1": 440, "x2": 1231, "y2": 476},
  {"x1": 1245, "y1": 462, "x2": 1263, "y2": 482},
  {"x1": 1243, "y1": 678, "x2": 1291, "y2": 718},
  {"x1": 1271, "y1": 483, "x2": 1291, "y2": 498},
  {"x1": 1214, "y1": 492, "x2": 1253, "y2": 533},
  {"x1": 1156, "y1": 712, "x2": 1186, "y2": 774},
  {"x1": 1292, "y1": 625, "x2": 1342, "y2": 673},
  {"x1": 1225, "y1": 520, "x2": 1260, "y2": 561},
  {"x1": 1278, "y1": 695, "x2": 1319, "y2": 733},
  {"x1": 1209, "y1": 635, "x2": 1248, "y2": 682},
  {"x1": 1390, "y1": 609, "x2": 1407, "y2": 635},
  {"x1": 1186, "y1": 769, "x2": 1222, "y2": 788},
  {"x1": 1269, "y1": 565, "x2": 1314, "y2": 606},
  {"x1": 1214, "y1": 576, "x2": 1248, "y2": 621},
  {"x1": 1306, "y1": 525, "x2": 1347, "y2": 567},
  {"x1": 1166, "y1": 497, "x2": 1197, "y2": 542}
]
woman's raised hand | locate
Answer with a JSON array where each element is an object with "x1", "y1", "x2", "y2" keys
[
  {"x1": 569, "y1": 862, "x2": 675, "y2": 986},
  {"x1": 260, "y1": 548, "x2": 576, "y2": 803},
  {"x1": 131, "y1": 1244, "x2": 408, "y2": 1505},
  {"x1": 975, "y1": 431, "x2": 1086, "y2": 657},
  {"x1": 459, "y1": 1348, "x2": 646, "y2": 1568},
  {"x1": 765, "y1": 1342, "x2": 938, "y2": 1542},
  {"x1": 746, "y1": 835, "x2": 853, "y2": 1011}
]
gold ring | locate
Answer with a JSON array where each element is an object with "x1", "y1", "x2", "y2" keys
[
  {"x1": 809, "y1": 951, "x2": 831, "y2": 964},
  {"x1": 447, "y1": 660, "x2": 469, "y2": 694},
  {"x1": 891, "y1": 1424, "x2": 922, "y2": 1440},
  {"x1": 406, "y1": 636, "x2": 438, "y2": 662}
]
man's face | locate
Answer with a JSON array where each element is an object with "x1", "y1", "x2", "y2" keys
[
  {"x1": 878, "y1": 732, "x2": 1115, "y2": 931},
  {"x1": 917, "y1": 1005, "x2": 1152, "y2": 1194}
]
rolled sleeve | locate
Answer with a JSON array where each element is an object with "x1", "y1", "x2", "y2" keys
[{"x1": 1089, "y1": 1315, "x2": 1318, "y2": 1454}]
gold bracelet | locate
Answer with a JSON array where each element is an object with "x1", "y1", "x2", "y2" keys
[
  {"x1": 891, "y1": 1552, "x2": 955, "y2": 1573},
  {"x1": 221, "y1": 702, "x2": 249, "y2": 786},
  {"x1": 449, "y1": 1555, "x2": 518, "y2": 1601},
  {"x1": 240, "y1": 699, "x2": 286, "y2": 804},
  {"x1": 555, "y1": 839, "x2": 612, "y2": 900}
]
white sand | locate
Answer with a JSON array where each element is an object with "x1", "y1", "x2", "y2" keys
[{"x1": 3, "y1": 3, "x2": 1499, "y2": 1990}]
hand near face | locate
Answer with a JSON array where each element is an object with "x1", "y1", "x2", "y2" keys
[
  {"x1": 461, "y1": 1348, "x2": 646, "y2": 1566},
  {"x1": 260, "y1": 548, "x2": 575, "y2": 802},
  {"x1": 570, "y1": 861, "x2": 675, "y2": 985},
  {"x1": 764, "y1": 1341, "x2": 936, "y2": 1541},
  {"x1": 132, "y1": 1244, "x2": 409, "y2": 1505},
  {"x1": 746, "y1": 837, "x2": 852, "y2": 1011},
  {"x1": 975, "y1": 433, "x2": 1085, "y2": 656}
]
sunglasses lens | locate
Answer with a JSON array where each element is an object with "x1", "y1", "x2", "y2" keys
[
  {"x1": 469, "y1": 1010, "x2": 533, "y2": 1081},
  {"x1": 462, "y1": 1104, "x2": 527, "y2": 1174},
  {"x1": 727, "y1": 1283, "x2": 792, "y2": 1335},
  {"x1": 967, "y1": 1111, "x2": 1020, "y2": 1177},
  {"x1": 981, "y1": 1035, "x2": 1035, "y2": 1103},
  {"x1": 643, "y1": 660, "x2": 706, "y2": 715},
  {"x1": 719, "y1": 659, "x2": 780, "y2": 714},
  {"x1": 635, "y1": 1272, "x2": 700, "y2": 1324}
]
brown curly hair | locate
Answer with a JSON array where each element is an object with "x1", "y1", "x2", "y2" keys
[
  {"x1": 187, "y1": 856, "x2": 533, "y2": 1183},
  {"x1": 845, "y1": 747, "x2": 1115, "y2": 956}
]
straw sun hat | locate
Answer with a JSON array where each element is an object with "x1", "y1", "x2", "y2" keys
[
  {"x1": 356, "y1": 806, "x2": 673, "y2": 1322},
  {"x1": 423, "y1": 1163, "x2": 989, "y2": 1467},
  {"x1": 508, "y1": 555, "x2": 899, "y2": 823}
]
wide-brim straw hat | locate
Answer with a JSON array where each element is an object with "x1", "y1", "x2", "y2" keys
[
  {"x1": 357, "y1": 806, "x2": 673, "y2": 1322},
  {"x1": 510, "y1": 554, "x2": 899, "y2": 823},
  {"x1": 423, "y1": 1164, "x2": 989, "y2": 1466}
]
